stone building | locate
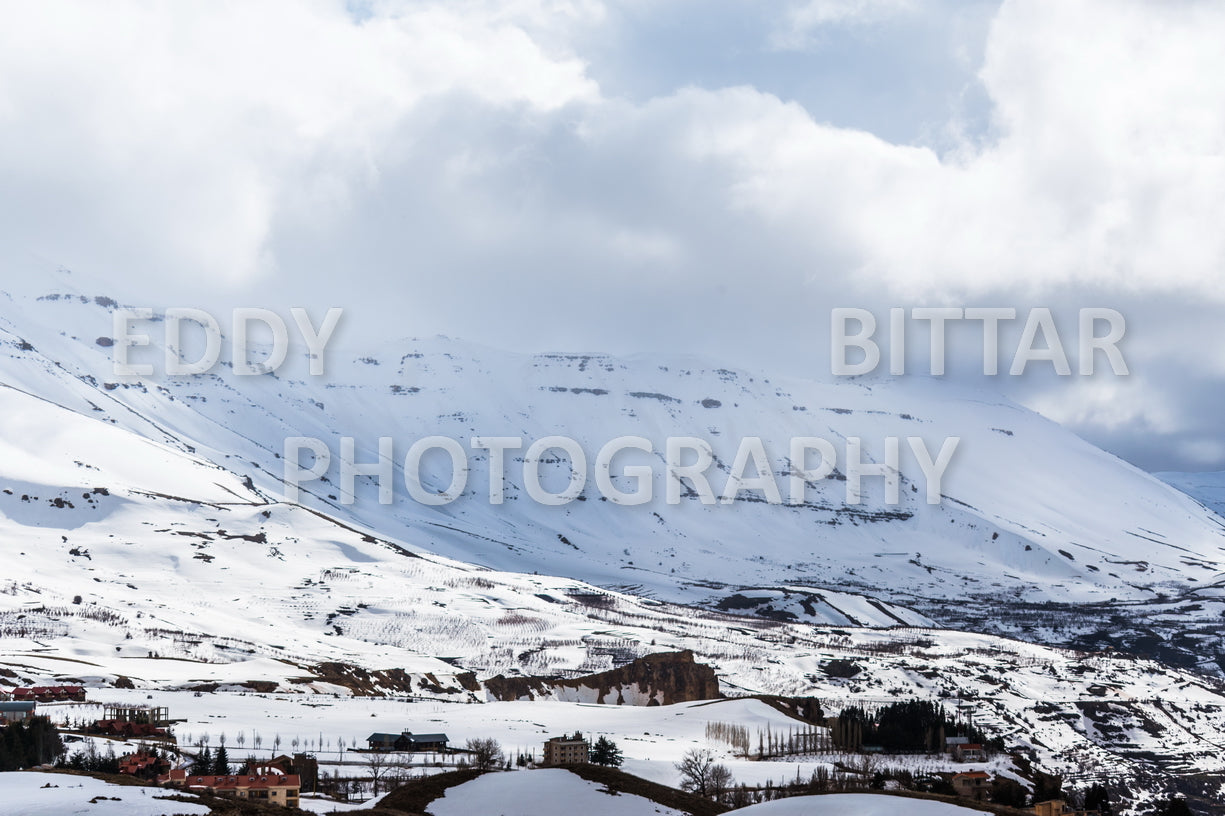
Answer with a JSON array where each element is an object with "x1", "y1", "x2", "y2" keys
[{"x1": 542, "y1": 732, "x2": 590, "y2": 766}]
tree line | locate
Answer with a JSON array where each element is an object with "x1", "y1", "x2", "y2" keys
[
  {"x1": 0, "y1": 717, "x2": 64, "y2": 771},
  {"x1": 830, "y1": 700, "x2": 1002, "y2": 753}
]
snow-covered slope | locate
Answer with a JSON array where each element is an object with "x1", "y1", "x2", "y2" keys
[
  {"x1": 0, "y1": 384, "x2": 928, "y2": 691},
  {"x1": 4, "y1": 272, "x2": 1225, "y2": 808},
  {"x1": 3, "y1": 276, "x2": 1225, "y2": 681},
  {"x1": 0, "y1": 772, "x2": 208, "y2": 816},
  {"x1": 733, "y1": 794, "x2": 991, "y2": 815},
  {"x1": 1158, "y1": 470, "x2": 1225, "y2": 519},
  {"x1": 426, "y1": 769, "x2": 686, "y2": 816},
  {"x1": 3, "y1": 279, "x2": 1223, "y2": 622},
  {"x1": 2, "y1": 346, "x2": 1225, "y2": 802}
]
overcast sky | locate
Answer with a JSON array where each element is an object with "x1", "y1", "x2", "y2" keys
[{"x1": 2, "y1": 0, "x2": 1224, "y2": 472}]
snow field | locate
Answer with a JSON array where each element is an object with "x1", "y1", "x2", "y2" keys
[{"x1": 0, "y1": 772, "x2": 209, "y2": 816}]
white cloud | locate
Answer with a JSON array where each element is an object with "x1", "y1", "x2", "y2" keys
[
  {"x1": 671, "y1": 0, "x2": 1225, "y2": 300},
  {"x1": 0, "y1": 0, "x2": 596, "y2": 284}
]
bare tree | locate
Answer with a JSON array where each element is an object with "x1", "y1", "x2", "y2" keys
[
  {"x1": 465, "y1": 737, "x2": 504, "y2": 770},
  {"x1": 384, "y1": 763, "x2": 410, "y2": 791},
  {"x1": 676, "y1": 748, "x2": 717, "y2": 796},
  {"x1": 366, "y1": 751, "x2": 391, "y2": 796},
  {"x1": 709, "y1": 763, "x2": 735, "y2": 802}
]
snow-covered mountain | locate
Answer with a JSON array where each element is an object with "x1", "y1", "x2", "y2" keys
[
  {"x1": 4, "y1": 273, "x2": 1225, "y2": 808},
  {"x1": 3, "y1": 277, "x2": 1224, "y2": 649},
  {"x1": 4, "y1": 412, "x2": 1225, "y2": 806},
  {"x1": 1159, "y1": 470, "x2": 1225, "y2": 519}
]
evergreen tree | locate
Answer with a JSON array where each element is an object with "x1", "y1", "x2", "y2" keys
[
  {"x1": 191, "y1": 745, "x2": 213, "y2": 776},
  {"x1": 1154, "y1": 798, "x2": 1193, "y2": 816},
  {"x1": 1, "y1": 724, "x2": 27, "y2": 771},
  {"x1": 1032, "y1": 772, "x2": 1064, "y2": 804},
  {"x1": 0, "y1": 718, "x2": 64, "y2": 771},
  {"x1": 55, "y1": 740, "x2": 116, "y2": 775},
  {"x1": 212, "y1": 745, "x2": 231, "y2": 775},
  {"x1": 589, "y1": 736, "x2": 624, "y2": 767},
  {"x1": 1085, "y1": 783, "x2": 1114, "y2": 816},
  {"x1": 991, "y1": 776, "x2": 1029, "y2": 808}
]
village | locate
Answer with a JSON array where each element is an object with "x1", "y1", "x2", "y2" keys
[{"x1": 0, "y1": 684, "x2": 1133, "y2": 815}]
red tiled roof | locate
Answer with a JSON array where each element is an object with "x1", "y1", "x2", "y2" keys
[
  {"x1": 161, "y1": 770, "x2": 300, "y2": 790},
  {"x1": 11, "y1": 686, "x2": 82, "y2": 697},
  {"x1": 120, "y1": 756, "x2": 163, "y2": 772}
]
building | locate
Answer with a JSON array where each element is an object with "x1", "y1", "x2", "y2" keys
[
  {"x1": 251, "y1": 754, "x2": 319, "y2": 792},
  {"x1": 119, "y1": 751, "x2": 171, "y2": 779},
  {"x1": 160, "y1": 770, "x2": 300, "y2": 808},
  {"x1": 93, "y1": 704, "x2": 172, "y2": 738},
  {"x1": 542, "y1": 732, "x2": 590, "y2": 766},
  {"x1": 0, "y1": 701, "x2": 37, "y2": 723},
  {"x1": 954, "y1": 742, "x2": 987, "y2": 762},
  {"x1": 103, "y1": 704, "x2": 170, "y2": 726},
  {"x1": 403, "y1": 733, "x2": 449, "y2": 752},
  {"x1": 952, "y1": 771, "x2": 991, "y2": 801},
  {"x1": 365, "y1": 730, "x2": 450, "y2": 752},
  {"x1": 91, "y1": 719, "x2": 167, "y2": 739},
  {"x1": 367, "y1": 732, "x2": 400, "y2": 751},
  {"x1": 8, "y1": 686, "x2": 86, "y2": 703}
]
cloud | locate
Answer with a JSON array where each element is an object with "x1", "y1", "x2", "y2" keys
[
  {"x1": 772, "y1": 0, "x2": 918, "y2": 50},
  {"x1": 665, "y1": 1, "x2": 1225, "y2": 300},
  {"x1": 0, "y1": 0, "x2": 596, "y2": 284}
]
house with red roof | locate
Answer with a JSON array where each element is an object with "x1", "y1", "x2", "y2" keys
[
  {"x1": 9, "y1": 685, "x2": 85, "y2": 702},
  {"x1": 159, "y1": 769, "x2": 301, "y2": 808},
  {"x1": 952, "y1": 771, "x2": 991, "y2": 801},
  {"x1": 119, "y1": 751, "x2": 171, "y2": 779},
  {"x1": 954, "y1": 742, "x2": 987, "y2": 762}
]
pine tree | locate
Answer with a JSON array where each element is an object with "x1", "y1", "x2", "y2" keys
[
  {"x1": 0, "y1": 718, "x2": 64, "y2": 771},
  {"x1": 1154, "y1": 799, "x2": 1193, "y2": 816},
  {"x1": 192, "y1": 745, "x2": 213, "y2": 776},
  {"x1": 1084, "y1": 783, "x2": 1113, "y2": 816},
  {"x1": 212, "y1": 745, "x2": 230, "y2": 775},
  {"x1": 589, "y1": 736, "x2": 624, "y2": 767},
  {"x1": 2, "y1": 723, "x2": 27, "y2": 771}
]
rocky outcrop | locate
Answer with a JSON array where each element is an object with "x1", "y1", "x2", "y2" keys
[
  {"x1": 752, "y1": 694, "x2": 825, "y2": 725},
  {"x1": 484, "y1": 650, "x2": 720, "y2": 705},
  {"x1": 289, "y1": 662, "x2": 478, "y2": 699}
]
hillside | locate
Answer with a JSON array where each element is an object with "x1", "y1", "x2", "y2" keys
[
  {"x1": 3, "y1": 277, "x2": 1225, "y2": 810},
  {"x1": 1159, "y1": 471, "x2": 1225, "y2": 519},
  {"x1": 3, "y1": 282, "x2": 1224, "y2": 649}
]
